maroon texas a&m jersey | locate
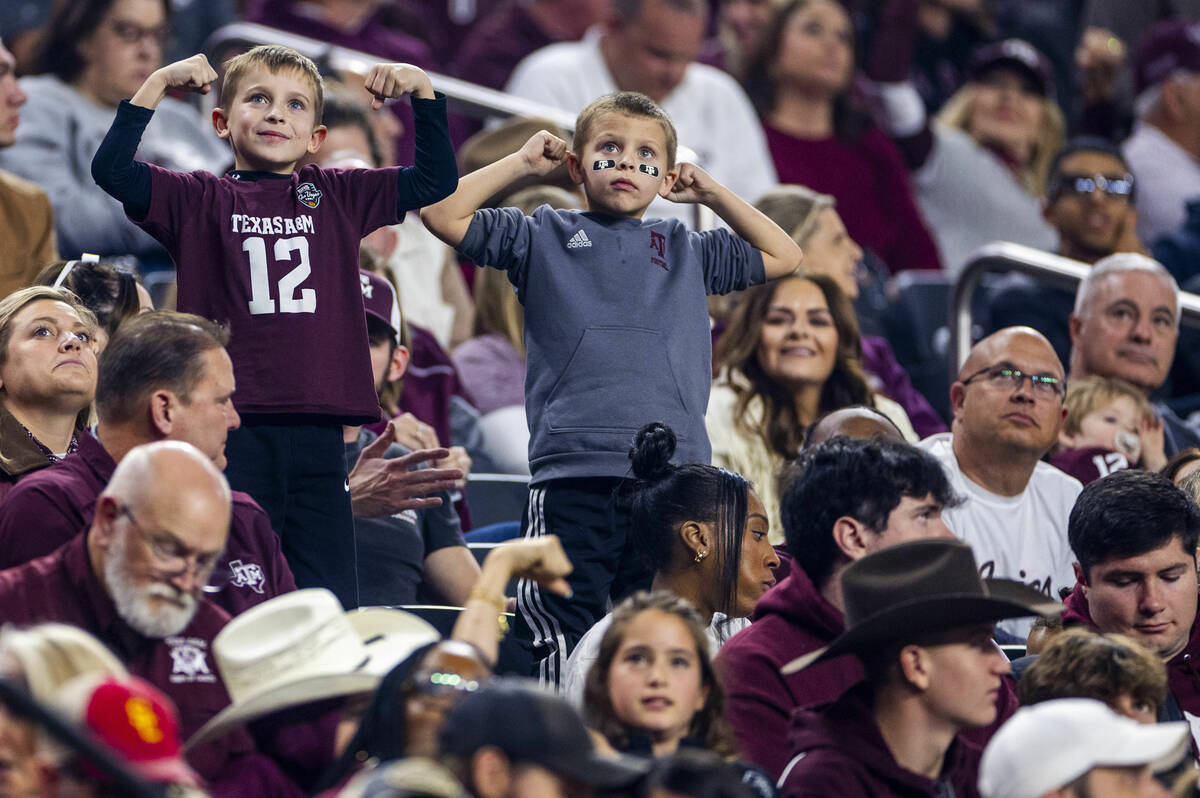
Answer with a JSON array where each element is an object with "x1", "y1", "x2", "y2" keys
[{"x1": 136, "y1": 164, "x2": 402, "y2": 423}]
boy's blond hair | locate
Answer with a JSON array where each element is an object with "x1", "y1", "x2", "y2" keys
[
  {"x1": 220, "y1": 45, "x2": 326, "y2": 125},
  {"x1": 1062, "y1": 375, "x2": 1153, "y2": 438},
  {"x1": 573, "y1": 92, "x2": 678, "y2": 170}
]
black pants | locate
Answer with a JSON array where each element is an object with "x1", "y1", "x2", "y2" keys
[
  {"x1": 224, "y1": 416, "x2": 358, "y2": 608},
  {"x1": 513, "y1": 477, "x2": 653, "y2": 686}
]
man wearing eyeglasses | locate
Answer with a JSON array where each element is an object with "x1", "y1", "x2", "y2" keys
[
  {"x1": 985, "y1": 137, "x2": 1141, "y2": 367},
  {"x1": 0, "y1": 440, "x2": 303, "y2": 795},
  {"x1": 920, "y1": 326, "x2": 1081, "y2": 641},
  {"x1": 1068, "y1": 253, "x2": 1200, "y2": 457}
]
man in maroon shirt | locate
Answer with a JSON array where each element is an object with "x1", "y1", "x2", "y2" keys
[
  {"x1": 0, "y1": 441, "x2": 301, "y2": 796},
  {"x1": 716, "y1": 437, "x2": 1017, "y2": 779},
  {"x1": 0, "y1": 311, "x2": 296, "y2": 617}
]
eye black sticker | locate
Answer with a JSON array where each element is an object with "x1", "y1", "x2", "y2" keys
[
  {"x1": 593, "y1": 159, "x2": 615, "y2": 170},
  {"x1": 639, "y1": 164, "x2": 659, "y2": 177}
]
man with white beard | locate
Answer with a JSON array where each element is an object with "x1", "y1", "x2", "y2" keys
[{"x1": 0, "y1": 440, "x2": 303, "y2": 796}]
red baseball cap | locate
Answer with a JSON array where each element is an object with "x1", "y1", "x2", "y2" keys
[
  {"x1": 60, "y1": 675, "x2": 203, "y2": 789},
  {"x1": 359, "y1": 269, "x2": 403, "y2": 341}
]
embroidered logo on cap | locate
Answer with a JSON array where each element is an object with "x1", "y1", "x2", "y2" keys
[{"x1": 296, "y1": 182, "x2": 322, "y2": 209}]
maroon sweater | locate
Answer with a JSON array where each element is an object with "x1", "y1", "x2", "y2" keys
[
  {"x1": 1063, "y1": 582, "x2": 1200, "y2": 720},
  {"x1": 0, "y1": 430, "x2": 297, "y2": 616},
  {"x1": 780, "y1": 686, "x2": 982, "y2": 798},
  {"x1": 763, "y1": 123, "x2": 942, "y2": 274},
  {"x1": 0, "y1": 535, "x2": 302, "y2": 797}
]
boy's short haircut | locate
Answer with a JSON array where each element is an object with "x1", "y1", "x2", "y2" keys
[
  {"x1": 220, "y1": 45, "x2": 326, "y2": 125},
  {"x1": 1068, "y1": 470, "x2": 1200, "y2": 581},
  {"x1": 1061, "y1": 375, "x2": 1154, "y2": 438},
  {"x1": 1018, "y1": 629, "x2": 1167, "y2": 715},
  {"x1": 573, "y1": 92, "x2": 679, "y2": 170}
]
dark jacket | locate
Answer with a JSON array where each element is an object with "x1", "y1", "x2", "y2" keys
[
  {"x1": 779, "y1": 686, "x2": 982, "y2": 798},
  {"x1": 0, "y1": 402, "x2": 59, "y2": 507}
]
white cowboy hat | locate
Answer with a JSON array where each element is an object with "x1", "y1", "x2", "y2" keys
[{"x1": 186, "y1": 588, "x2": 439, "y2": 748}]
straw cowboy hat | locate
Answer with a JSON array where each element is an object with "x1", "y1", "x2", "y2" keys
[
  {"x1": 187, "y1": 589, "x2": 439, "y2": 748},
  {"x1": 782, "y1": 539, "x2": 1061, "y2": 674}
]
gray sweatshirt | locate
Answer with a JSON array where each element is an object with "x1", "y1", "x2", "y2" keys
[{"x1": 458, "y1": 206, "x2": 765, "y2": 483}]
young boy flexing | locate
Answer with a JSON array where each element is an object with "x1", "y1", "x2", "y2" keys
[
  {"x1": 421, "y1": 91, "x2": 801, "y2": 685},
  {"x1": 92, "y1": 47, "x2": 458, "y2": 608}
]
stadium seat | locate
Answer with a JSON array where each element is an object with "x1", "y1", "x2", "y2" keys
[{"x1": 463, "y1": 473, "x2": 529, "y2": 528}]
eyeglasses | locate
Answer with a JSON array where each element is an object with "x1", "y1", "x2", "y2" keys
[
  {"x1": 960, "y1": 365, "x2": 1065, "y2": 399},
  {"x1": 106, "y1": 19, "x2": 171, "y2": 47},
  {"x1": 118, "y1": 505, "x2": 228, "y2": 590},
  {"x1": 1054, "y1": 173, "x2": 1134, "y2": 200}
]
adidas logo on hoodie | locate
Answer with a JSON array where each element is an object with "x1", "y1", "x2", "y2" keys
[{"x1": 566, "y1": 229, "x2": 592, "y2": 249}]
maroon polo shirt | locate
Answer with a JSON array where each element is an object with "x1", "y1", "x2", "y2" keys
[
  {"x1": 0, "y1": 534, "x2": 302, "y2": 796},
  {"x1": 0, "y1": 430, "x2": 297, "y2": 615}
]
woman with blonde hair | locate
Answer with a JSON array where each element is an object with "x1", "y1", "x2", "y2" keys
[
  {"x1": 707, "y1": 273, "x2": 915, "y2": 539},
  {"x1": 0, "y1": 286, "x2": 98, "y2": 504},
  {"x1": 753, "y1": 184, "x2": 946, "y2": 437},
  {"x1": 863, "y1": 3, "x2": 1064, "y2": 273}
]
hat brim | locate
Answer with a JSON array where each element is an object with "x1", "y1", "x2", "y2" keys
[
  {"x1": 186, "y1": 608, "x2": 439, "y2": 749},
  {"x1": 542, "y1": 752, "x2": 650, "y2": 789},
  {"x1": 782, "y1": 581, "x2": 1061, "y2": 674}
]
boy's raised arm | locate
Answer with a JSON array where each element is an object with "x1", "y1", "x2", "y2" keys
[
  {"x1": 93, "y1": 54, "x2": 216, "y2": 217},
  {"x1": 131, "y1": 54, "x2": 218, "y2": 110},
  {"x1": 421, "y1": 130, "x2": 568, "y2": 248},
  {"x1": 666, "y1": 164, "x2": 803, "y2": 280}
]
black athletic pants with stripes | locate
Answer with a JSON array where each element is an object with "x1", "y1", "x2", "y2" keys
[{"x1": 513, "y1": 476, "x2": 653, "y2": 686}]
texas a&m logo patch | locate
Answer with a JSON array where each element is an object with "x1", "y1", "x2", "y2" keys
[
  {"x1": 296, "y1": 182, "x2": 322, "y2": 209},
  {"x1": 650, "y1": 231, "x2": 668, "y2": 271}
]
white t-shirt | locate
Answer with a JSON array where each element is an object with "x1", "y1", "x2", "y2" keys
[
  {"x1": 919, "y1": 433, "x2": 1082, "y2": 639},
  {"x1": 560, "y1": 611, "x2": 748, "y2": 707},
  {"x1": 505, "y1": 28, "x2": 777, "y2": 225},
  {"x1": 1124, "y1": 121, "x2": 1200, "y2": 244}
]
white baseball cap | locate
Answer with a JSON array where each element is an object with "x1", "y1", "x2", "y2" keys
[{"x1": 979, "y1": 699, "x2": 1190, "y2": 798}]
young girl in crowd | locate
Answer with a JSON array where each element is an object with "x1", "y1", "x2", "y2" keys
[
  {"x1": 1049, "y1": 375, "x2": 1166, "y2": 483},
  {"x1": 582, "y1": 591, "x2": 774, "y2": 796},
  {"x1": 561, "y1": 422, "x2": 779, "y2": 702}
]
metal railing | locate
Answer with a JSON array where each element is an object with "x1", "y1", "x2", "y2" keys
[
  {"x1": 202, "y1": 22, "x2": 709, "y2": 228},
  {"x1": 950, "y1": 241, "x2": 1200, "y2": 371},
  {"x1": 203, "y1": 22, "x2": 578, "y2": 130}
]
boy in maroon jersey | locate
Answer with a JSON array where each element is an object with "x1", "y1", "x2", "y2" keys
[{"x1": 92, "y1": 46, "x2": 458, "y2": 608}]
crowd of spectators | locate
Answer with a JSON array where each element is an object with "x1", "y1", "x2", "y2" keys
[{"x1": 5, "y1": 1, "x2": 1200, "y2": 797}]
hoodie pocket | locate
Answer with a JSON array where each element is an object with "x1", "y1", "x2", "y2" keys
[{"x1": 544, "y1": 326, "x2": 689, "y2": 436}]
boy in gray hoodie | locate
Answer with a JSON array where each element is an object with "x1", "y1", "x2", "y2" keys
[{"x1": 422, "y1": 91, "x2": 801, "y2": 685}]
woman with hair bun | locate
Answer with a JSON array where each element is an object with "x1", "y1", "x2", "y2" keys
[{"x1": 561, "y1": 422, "x2": 779, "y2": 704}]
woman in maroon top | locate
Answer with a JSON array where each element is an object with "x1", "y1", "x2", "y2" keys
[
  {"x1": 0, "y1": 286, "x2": 98, "y2": 504},
  {"x1": 742, "y1": 0, "x2": 942, "y2": 274}
]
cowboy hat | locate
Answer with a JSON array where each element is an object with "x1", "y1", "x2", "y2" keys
[
  {"x1": 782, "y1": 539, "x2": 1061, "y2": 674},
  {"x1": 187, "y1": 588, "x2": 439, "y2": 748}
]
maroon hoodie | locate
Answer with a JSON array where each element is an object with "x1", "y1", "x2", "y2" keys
[
  {"x1": 715, "y1": 571, "x2": 863, "y2": 778},
  {"x1": 1063, "y1": 583, "x2": 1200, "y2": 718},
  {"x1": 717, "y1": 570, "x2": 1018, "y2": 779},
  {"x1": 779, "y1": 686, "x2": 982, "y2": 798}
]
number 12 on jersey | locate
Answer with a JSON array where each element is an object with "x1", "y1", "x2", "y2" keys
[{"x1": 243, "y1": 235, "x2": 317, "y2": 315}]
